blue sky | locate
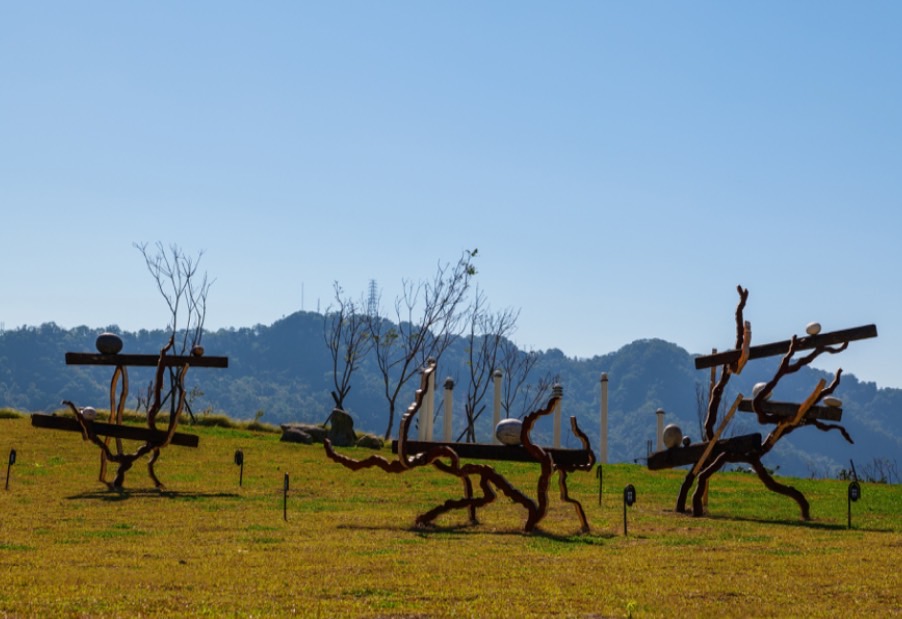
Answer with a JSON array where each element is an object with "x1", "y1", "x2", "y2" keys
[{"x1": 2, "y1": 3, "x2": 899, "y2": 388}]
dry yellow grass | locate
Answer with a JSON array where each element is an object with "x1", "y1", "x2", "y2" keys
[{"x1": 1, "y1": 417, "x2": 899, "y2": 618}]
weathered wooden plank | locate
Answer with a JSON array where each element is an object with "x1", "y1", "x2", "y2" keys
[
  {"x1": 30, "y1": 414, "x2": 200, "y2": 447},
  {"x1": 65, "y1": 352, "x2": 229, "y2": 368},
  {"x1": 391, "y1": 440, "x2": 593, "y2": 467},
  {"x1": 646, "y1": 433, "x2": 761, "y2": 471},
  {"x1": 738, "y1": 399, "x2": 843, "y2": 422},
  {"x1": 694, "y1": 324, "x2": 878, "y2": 369}
]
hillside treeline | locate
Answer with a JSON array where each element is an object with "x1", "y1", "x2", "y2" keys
[{"x1": 1, "y1": 314, "x2": 899, "y2": 478}]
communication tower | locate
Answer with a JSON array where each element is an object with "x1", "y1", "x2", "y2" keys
[{"x1": 367, "y1": 279, "x2": 379, "y2": 317}]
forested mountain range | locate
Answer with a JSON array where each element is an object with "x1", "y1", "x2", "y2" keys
[{"x1": 1, "y1": 313, "x2": 898, "y2": 479}]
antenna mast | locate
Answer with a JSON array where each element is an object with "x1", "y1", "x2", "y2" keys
[{"x1": 367, "y1": 279, "x2": 379, "y2": 317}]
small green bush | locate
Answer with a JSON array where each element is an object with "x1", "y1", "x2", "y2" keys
[{"x1": 0, "y1": 407, "x2": 24, "y2": 419}]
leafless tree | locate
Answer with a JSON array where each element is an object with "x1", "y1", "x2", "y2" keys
[
  {"x1": 860, "y1": 457, "x2": 899, "y2": 484},
  {"x1": 323, "y1": 282, "x2": 372, "y2": 410},
  {"x1": 135, "y1": 242, "x2": 214, "y2": 421},
  {"x1": 513, "y1": 371, "x2": 560, "y2": 420},
  {"x1": 457, "y1": 287, "x2": 519, "y2": 442},
  {"x1": 498, "y1": 340, "x2": 542, "y2": 419},
  {"x1": 368, "y1": 249, "x2": 477, "y2": 439}
]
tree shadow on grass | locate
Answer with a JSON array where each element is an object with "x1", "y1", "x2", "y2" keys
[
  {"x1": 66, "y1": 488, "x2": 240, "y2": 502},
  {"x1": 705, "y1": 513, "x2": 896, "y2": 533},
  {"x1": 338, "y1": 522, "x2": 617, "y2": 543}
]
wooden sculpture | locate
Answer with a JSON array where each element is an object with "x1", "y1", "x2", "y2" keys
[
  {"x1": 325, "y1": 362, "x2": 596, "y2": 532},
  {"x1": 649, "y1": 285, "x2": 876, "y2": 519},
  {"x1": 31, "y1": 336, "x2": 227, "y2": 489}
]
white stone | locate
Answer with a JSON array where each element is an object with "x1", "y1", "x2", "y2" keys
[
  {"x1": 752, "y1": 382, "x2": 771, "y2": 399},
  {"x1": 823, "y1": 396, "x2": 843, "y2": 408},
  {"x1": 662, "y1": 424, "x2": 683, "y2": 449},
  {"x1": 80, "y1": 406, "x2": 97, "y2": 421},
  {"x1": 806, "y1": 322, "x2": 822, "y2": 336},
  {"x1": 495, "y1": 418, "x2": 523, "y2": 446}
]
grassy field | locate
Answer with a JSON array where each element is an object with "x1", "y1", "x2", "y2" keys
[{"x1": 1, "y1": 415, "x2": 899, "y2": 618}]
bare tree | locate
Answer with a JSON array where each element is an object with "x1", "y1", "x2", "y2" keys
[
  {"x1": 134, "y1": 242, "x2": 214, "y2": 421},
  {"x1": 498, "y1": 340, "x2": 541, "y2": 419},
  {"x1": 368, "y1": 249, "x2": 477, "y2": 439},
  {"x1": 457, "y1": 287, "x2": 519, "y2": 442},
  {"x1": 323, "y1": 282, "x2": 372, "y2": 410},
  {"x1": 513, "y1": 371, "x2": 560, "y2": 420}
]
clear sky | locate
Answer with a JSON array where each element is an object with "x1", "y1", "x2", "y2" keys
[{"x1": 2, "y1": 3, "x2": 900, "y2": 388}]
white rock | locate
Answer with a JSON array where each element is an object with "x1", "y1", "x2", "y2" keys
[
  {"x1": 495, "y1": 418, "x2": 523, "y2": 446},
  {"x1": 752, "y1": 382, "x2": 771, "y2": 399},
  {"x1": 662, "y1": 424, "x2": 683, "y2": 449},
  {"x1": 806, "y1": 322, "x2": 822, "y2": 336},
  {"x1": 80, "y1": 406, "x2": 97, "y2": 421},
  {"x1": 823, "y1": 396, "x2": 843, "y2": 408}
]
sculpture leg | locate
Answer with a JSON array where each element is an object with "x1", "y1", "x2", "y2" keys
[
  {"x1": 420, "y1": 462, "x2": 486, "y2": 527},
  {"x1": 691, "y1": 452, "x2": 728, "y2": 517},
  {"x1": 558, "y1": 470, "x2": 590, "y2": 533},
  {"x1": 99, "y1": 451, "x2": 109, "y2": 485},
  {"x1": 463, "y1": 475, "x2": 477, "y2": 524},
  {"x1": 110, "y1": 457, "x2": 135, "y2": 490},
  {"x1": 147, "y1": 447, "x2": 164, "y2": 489},
  {"x1": 676, "y1": 472, "x2": 696, "y2": 513},
  {"x1": 750, "y1": 456, "x2": 810, "y2": 520}
]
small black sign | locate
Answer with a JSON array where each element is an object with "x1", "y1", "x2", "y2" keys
[
  {"x1": 624, "y1": 484, "x2": 636, "y2": 507},
  {"x1": 848, "y1": 481, "x2": 861, "y2": 502},
  {"x1": 8, "y1": 449, "x2": 16, "y2": 466},
  {"x1": 234, "y1": 450, "x2": 244, "y2": 466}
]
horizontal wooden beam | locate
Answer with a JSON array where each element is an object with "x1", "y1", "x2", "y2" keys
[
  {"x1": 65, "y1": 352, "x2": 228, "y2": 368},
  {"x1": 738, "y1": 399, "x2": 843, "y2": 422},
  {"x1": 694, "y1": 324, "x2": 877, "y2": 369},
  {"x1": 391, "y1": 440, "x2": 593, "y2": 468},
  {"x1": 30, "y1": 414, "x2": 199, "y2": 448},
  {"x1": 646, "y1": 433, "x2": 761, "y2": 471}
]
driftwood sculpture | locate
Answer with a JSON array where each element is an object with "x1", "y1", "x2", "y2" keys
[
  {"x1": 32, "y1": 337, "x2": 227, "y2": 490},
  {"x1": 652, "y1": 285, "x2": 876, "y2": 519},
  {"x1": 324, "y1": 362, "x2": 596, "y2": 533}
]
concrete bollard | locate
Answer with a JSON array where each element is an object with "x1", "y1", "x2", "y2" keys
[
  {"x1": 492, "y1": 369, "x2": 503, "y2": 444},
  {"x1": 600, "y1": 373, "x2": 609, "y2": 464}
]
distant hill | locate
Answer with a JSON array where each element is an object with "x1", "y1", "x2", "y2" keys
[{"x1": 1, "y1": 314, "x2": 898, "y2": 479}]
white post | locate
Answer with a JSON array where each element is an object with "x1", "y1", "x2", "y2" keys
[
  {"x1": 656, "y1": 408, "x2": 665, "y2": 452},
  {"x1": 425, "y1": 360, "x2": 436, "y2": 441},
  {"x1": 492, "y1": 369, "x2": 503, "y2": 443},
  {"x1": 552, "y1": 383, "x2": 563, "y2": 448},
  {"x1": 600, "y1": 373, "x2": 609, "y2": 464},
  {"x1": 443, "y1": 377, "x2": 454, "y2": 442},
  {"x1": 418, "y1": 364, "x2": 433, "y2": 441}
]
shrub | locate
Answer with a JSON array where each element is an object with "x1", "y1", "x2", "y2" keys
[{"x1": 0, "y1": 407, "x2": 23, "y2": 419}]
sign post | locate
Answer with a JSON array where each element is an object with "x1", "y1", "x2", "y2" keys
[
  {"x1": 5, "y1": 449, "x2": 15, "y2": 490},
  {"x1": 623, "y1": 484, "x2": 636, "y2": 535},
  {"x1": 596, "y1": 466, "x2": 603, "y2": 506},
  {"x1": 283, "y1": 473, "x2": 290, "y2": 522},
  {"x1": 234, "y1": 449, "x2": 245, "y2": 487},
  {"x1": 847, "y1": 481, "x2": 861, "y2": 529}
]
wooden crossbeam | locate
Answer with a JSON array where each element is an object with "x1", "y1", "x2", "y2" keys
[
  {"x1": 694, "y1": 324, "x2": 877, "y2": 370},
  {"x1": 738, "y1": 399, "x2": 842, "y2": 422},
  {"x1": 646, "y1": 433, "x2": 761, "y2": 471},
  {"x1": 391, "y1": 440, "x2": 594, "y2": 468},
  {"x1": 30, "y1": 414, "x2": 200, "y2": 448},
  {"x1": 65, "y1": 353, "x2": 229, "y2": 368}
]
